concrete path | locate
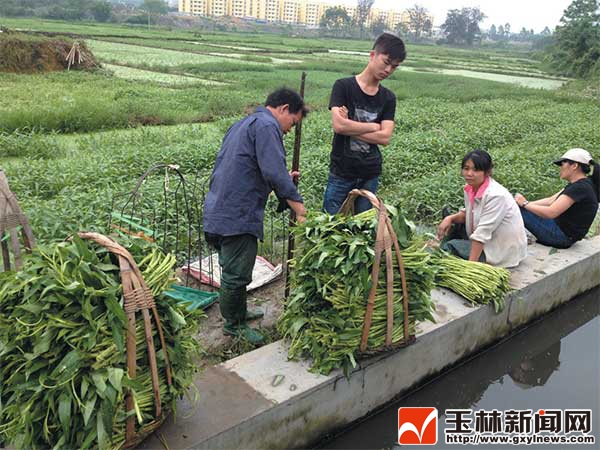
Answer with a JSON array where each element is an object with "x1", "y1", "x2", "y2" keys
[{"x1": 142, "y1": 237, "x2": 600, "y2": 450}]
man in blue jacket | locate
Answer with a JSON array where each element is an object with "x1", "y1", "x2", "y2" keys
[{"x1": 203, "y1": 88, "x2": 308, "y2": 344}]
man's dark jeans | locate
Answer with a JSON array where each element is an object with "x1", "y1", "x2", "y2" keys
[{"x1": 323, "y1": 173, "x2": 379, "y2": 214}]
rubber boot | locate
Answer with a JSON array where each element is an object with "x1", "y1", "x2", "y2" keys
[
  {"x1": 220, "y1": 288, "x2": 265, "y2": 345},
  {"x1": 223, "y1": 323, "x2": 265, "y2": 345},
  {"x1": 219, "y1": 287, "x2": 245, "y2": 324},
  {"x1": 246, "y1": 305, "x2": 265, "y2": 321}
]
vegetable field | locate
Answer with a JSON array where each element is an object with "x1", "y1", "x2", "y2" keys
[
  {"x1": 2, "y1": 101, "x2": 598, "y2": 244},
  {"x1": 103, "y1": 64, "x2": 224, "y2": 86},
  {"x1": 87, "y1": 39, "x2": 266, "y2": 68},
  {"x1": 2, "y1": 15, "x2": 599, "y2": 450},
  {"x1": 0, "y1": 18, "x2": 599, "y2": 245}
]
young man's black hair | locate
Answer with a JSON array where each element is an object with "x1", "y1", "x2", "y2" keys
[
  {"x1": 373, "y1": 32, "x2": 406, "y2": 63},
  {"x1": 265, "y1": 88, "x2": 308, "y2": 116}
]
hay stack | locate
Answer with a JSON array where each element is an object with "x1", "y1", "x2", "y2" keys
[{"x1": 0, "y1": 30, "x2": 99, "y2": 73}]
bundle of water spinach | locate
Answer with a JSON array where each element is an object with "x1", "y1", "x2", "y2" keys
[
  {"x1": 0, "y1": 236, "x2": 204, "y2": 449},
  {"x1": 432, "y1": 253, "x2": 511, "y2": 312},
  {"x1": 278, "y1": 207, "x2": 436, "y2": 376}
]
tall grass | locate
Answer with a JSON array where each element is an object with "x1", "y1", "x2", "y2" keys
[{"x1": 0, "y1": 131, "x2": 65, "y2": 159}]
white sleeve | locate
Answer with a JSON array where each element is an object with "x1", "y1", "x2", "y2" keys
[{"x1": 470, "y1": 195, "x2": 508, "y2": 244}]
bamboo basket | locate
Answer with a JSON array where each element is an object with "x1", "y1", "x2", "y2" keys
[
  {"x1": 338, "y1": 189, "x2": 416, "y2": 354},
  {"x1": 78, "y1": 232, "x2": 173, "y2": 449},
  {"x1": 0, "y1": 170, "x2": 35, "y2": 271}
]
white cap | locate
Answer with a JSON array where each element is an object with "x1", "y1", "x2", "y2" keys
[{"x1": 553, "y1": 148, "x2": 593, "y2": 166}]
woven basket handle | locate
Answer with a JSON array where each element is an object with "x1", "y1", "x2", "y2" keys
[
  {"x1": 338, "y1": 189, "x2": 381, "y2": 215},
  {"x1": 0, "y1": 171, "x2": 36, "y2": 271},
  {"x1": 336, "y1": 190, "x2": 411, "y2": 352},
  {"x1": 77, "y1": 232, "x2": 173, "y2": 447}
]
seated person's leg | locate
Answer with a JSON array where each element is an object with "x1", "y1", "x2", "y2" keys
[
  {"x1": 446, "y1": 222, "x2": 468, "y2": 242},
  {"x1": 519, "y1": 207, "x2": 573, "y2": 248},
  {"x1": 440, "y1": 208, "x2": 468, "y2": 242},
  {"x1": 442, "y1": 239, "x2": 486, "y2": 263}
]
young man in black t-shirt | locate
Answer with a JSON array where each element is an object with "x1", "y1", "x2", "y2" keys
[{"x1": 323, "y1": 33, "x2": 406, "y2": 214}]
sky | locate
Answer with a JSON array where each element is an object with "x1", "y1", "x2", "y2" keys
[{"x1": 321, "y1": 0, "x2": 574, "y2": 33}]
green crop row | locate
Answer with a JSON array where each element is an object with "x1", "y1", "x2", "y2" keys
[
  {"x1": 0, "y1": 65, "x2": 567, "y2": 134},
  {"x1": 3, "y1": 94, "x2": 599, "y2": 244},
  {"x1": 0, "y1": 17, "x2": 561, "y2": 135}
]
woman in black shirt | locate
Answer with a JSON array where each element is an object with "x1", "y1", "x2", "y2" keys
[{"x1": 514, "y1": 148, "x2": 600, "y2": 248}]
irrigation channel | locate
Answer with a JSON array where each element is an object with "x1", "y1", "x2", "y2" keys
[{"x1": 319, "y1": 287, "x2": 599, "y2": 450}]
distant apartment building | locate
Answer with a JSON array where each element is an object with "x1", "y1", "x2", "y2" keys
[
  {"x1": 391, "y1": 11, "x2": 407, "y2": 29},
  {"x1": 370, "y1": 8, "x2": 387, "y2": 24},
  {"x1": 367, "y1": 8, "x2": 428, "y2": 31},
  {"x1": 179, "y1": 0, "x2": 421, "y2": 29},
  {"x1": 180, "y1": 0, "x2": 207, "y2": 16},
  {"x1": 227, "y1": 0, "x2": 252, "y2": 17},
  {"x1": 280, "y1": 0, "x2": 300, "y2": 23},
  {"x1": 210, "y1": 0, "x2": 227, "y2": 16},
  {"x1": 264, "y1": 0, "x2": 280, "y2": 22},
  {"x1": 344, "y1": 4, "x2": 356, "y2": 20},
  {"x1": 298, "y1": 1, "x2": 324, "y2": 27}
]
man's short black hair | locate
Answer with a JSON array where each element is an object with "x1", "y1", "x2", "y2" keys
[
  {"x1": 373, "y1": 33, "x2": 406, "y2": 63},
  {"x1": 265, "y1": 88, "x2": 309, "y2": 117}
]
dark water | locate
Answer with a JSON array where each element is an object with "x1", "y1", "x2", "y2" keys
[{"x1": 319, "y1": 288, "x2": 600, "y2": 450}]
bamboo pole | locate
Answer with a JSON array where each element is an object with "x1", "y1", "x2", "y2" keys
[{"x1": 284, "y1": 71, "x2": 307, "y2": 299}]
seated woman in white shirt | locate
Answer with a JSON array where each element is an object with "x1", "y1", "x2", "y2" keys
[{"x1": 437, "y1": 149, "x2": 528, "y2": 268}]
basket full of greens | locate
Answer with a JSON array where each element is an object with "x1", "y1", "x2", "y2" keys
[
  {"x1": 0, "y1": 232, "x2": 203, "y2": 449},
  {"x1": 278, "y1": 190, "x2": 436, "y2": 376}
]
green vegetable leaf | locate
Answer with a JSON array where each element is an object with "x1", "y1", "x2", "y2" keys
[
  {"x1": 50, "y1": 350, "x2": 81, "y2": 383},
  {"x1": 91, "y1": 371, "x2": 107, "y2": 396},
  {"x1": 58, "y1": 393, "x2": 71, "y2": 436},
  {"x1": 105, "y1": 295, "x2": 126, "y2": 323},
  {"x1": 82, "y1": 395, "x2": 96, "y2": 427},
  {"x1": 96, "y1": 406, "x2": 108, "y2": 450},
  {"x1": 168, "y1": 305, "x2": 186, "y2": 328},
  {"x1": 81, "y1": 376, "x2": 89, "y2": 399},
  {"x1": 107, "y1": 368, "x2": 123, "y2": 392},
  {"x1": 95, "y1": 263, "x2": 120, "y2": 272}
]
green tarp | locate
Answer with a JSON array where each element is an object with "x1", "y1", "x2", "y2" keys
[{"x1": 164, "y1": 284, "x2": 219, "y2": 311}]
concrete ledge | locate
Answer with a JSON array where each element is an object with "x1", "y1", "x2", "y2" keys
[{"x1": 142, "y1": 237, "x2": 600, "y2": 450}]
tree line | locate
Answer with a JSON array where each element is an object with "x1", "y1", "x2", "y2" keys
[
  {"x1": 548, "y1": 0, "x2": 599, "y2": 78},
  {"x1": 0, "y1": 0, "x2": 114, "y2": 22},
  {"x1": 319, "y1": 2, "x2": 434, "y2": 41},
  {"x1": 320, "y1": 0, "x2": 598, "y2": 78},
  {"x1": 0, "y1": 0, "x2": 173, "y2": 25}
]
